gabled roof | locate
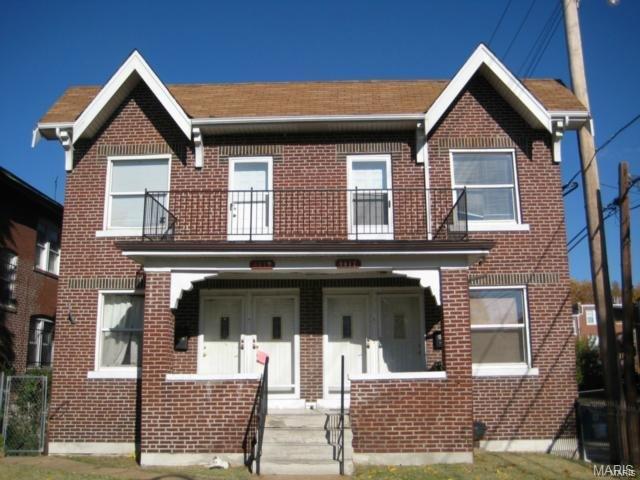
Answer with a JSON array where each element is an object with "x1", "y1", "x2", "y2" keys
[
  {"x1": 35, "y1": 46, "x2": 588, "y2": 144},
  {"x1": 70, "y1": 50, "x2": 191, "y2": 143},
  {"x1": 425, "y1": 44, "x2": 560, "y2": 133}
]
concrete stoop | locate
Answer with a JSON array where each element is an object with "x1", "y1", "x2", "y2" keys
[{"x1": 259, "y1": 409, "x2": 354, "y2": 475}]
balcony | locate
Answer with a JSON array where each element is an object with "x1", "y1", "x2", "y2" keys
[{"x1": 141, "y1": 188, "x2": 468, "y2": 243}]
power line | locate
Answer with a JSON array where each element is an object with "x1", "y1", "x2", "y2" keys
[
  {"x1": 503, "y1": 0, "x2": 539, "y2": 60},
  {"x1": 518, "y1": 2, "x2": 562, "y2": 77},
  {"x1": 488, "y1": 0, "x2": 514, "y2": 47},
  {"x1": 567, "y1": 203, "x2": 618, "y2": 253},
  {"x1": 563, "y1": 112, "x2": 640, "y2": 188},
  {"x1": 523, "y1": 11, "x2": 563, "y2": 77}
]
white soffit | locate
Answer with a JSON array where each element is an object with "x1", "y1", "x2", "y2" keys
[
  {"x1": 72, "y1": 51, "x2": 191, "y2": 143},
  {"x1": 424, "y1": 44, "x2": 552, "y2": 134}
]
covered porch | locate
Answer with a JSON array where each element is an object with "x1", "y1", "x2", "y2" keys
[{"x1": 121, "y1": 241, "x2": 490, "y2": 465}]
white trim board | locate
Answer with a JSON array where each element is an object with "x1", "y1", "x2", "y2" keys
[
  {"x1": 73, "y1": 51, "x2": 191, "y2": 143},
  {"x1": 424, "y1": 44, "x2": 552, "y2": 134}
]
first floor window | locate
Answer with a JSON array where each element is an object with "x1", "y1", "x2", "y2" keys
[
  {"x1": 470, "y1": 287, "x2": 529, "y2": 364},
  {"x1": 0, "y1": 249, "x2": 18, "y2": 308},
  {"x1": 106, "y1": 156, "x2": 170, "y2": 230},
  {"x1": 99, "y1": 293, "x2": 144, "y2": 368},
  {"x1": 27, "y1": 317, "x2": 55, "y2": 368},
  {"x1": 452, "y1": 150, "x2": 520, "y2": 224},
  {"x1": 35, "y1": 219, "x2": 60, "y2": 275}
]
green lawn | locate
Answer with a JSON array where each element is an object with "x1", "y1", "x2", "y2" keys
[{"x1": 0, "y1": 452, "x2": 603, "y2": 480}]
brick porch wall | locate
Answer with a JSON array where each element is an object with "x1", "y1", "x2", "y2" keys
[{"x1": 350, "y1": 268, "x2": 472, "y2": 453}]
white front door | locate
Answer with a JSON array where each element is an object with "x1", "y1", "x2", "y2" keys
[
  {"x1": 199, "y1": 291, "x2": 300, "y2": 403},
  {"x1": 252, "y1": 295, "x2": 297, "y2": 396},
  {"x1": 347, "y1": 155, "x2": 394, "y2": 239},
  {"x1": 377, "y1": 294, "x2": 426, "y2": 373},
  {"x1": 228, "y1": 157, "x2": 273, "y2": 240},
  {"x1": 322, "y1": 289, "x2": 426, "y2": 406},
  {"x1": 200, "y1": 296, "x2": 244, "y2": 375},
  {"x1": 324, "y1": 295, "x2": 370, "y2": 397}
]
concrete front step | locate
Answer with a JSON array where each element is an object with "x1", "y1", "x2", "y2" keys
[
  {"x1": 266, "y1": 413, "x2": 327, "y2": 428},
  {"x1": 259, "y1": 458, "x2": 354, "y2": 475},
  {"x1": 263, "y1": 427, "x2": 348, "y2": 444},
  {"x1": 261, "y1": 442, "x2": 353, "y2": 461}
]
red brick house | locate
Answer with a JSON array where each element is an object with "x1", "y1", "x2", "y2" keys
[
  {"x1": 33, "y1": 45, "x2": 588, "y2": 472},
  {"x1": 0, "y1": 166, "x2": 62, "y2": 373}
]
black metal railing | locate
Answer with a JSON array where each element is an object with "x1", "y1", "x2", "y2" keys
[
  {"x1": 142, "y1": 190, "x2": 176, "y2": 240},
  {"x1": 435, "y1": 187, "x2": 468, "y2": 241},
  {"x1": 243, "y1": 357, "x2": 269, "y2": 475},
  {"x1": 141, "y1": 188, "x2": 468, "y2": 242}
]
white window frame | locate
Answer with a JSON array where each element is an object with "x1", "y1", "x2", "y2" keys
[
  {"x1": 347, "y1": 154, "x2": 394, "y2": 240},
  {"x1": 35, "y1": 220, "x2": 61, "y2": 275},
  {"x1": 99, "y1": 154, "x2": 171, "y2": 237},
  {"x1": 89, "y1": 289, "x2": 144, "y2": 379},
  {"x1": 470, "y1": 285, "x2": 537, "y2": 377},
  {"x1": 27, "y1": 316, "x2": 55, "y2": 368},
  {"x1": 585, "y1": 308, "x2": 597, "y2": 325},
  {"x1": 449, "y1": 149, "x2": 529, "y2": 232},
  {"x1": 1, "y1": 250, "x2": 18, "y2": 308},
  {"x1": 227, "y1": 157, "x2": 274, "y2": 241}
]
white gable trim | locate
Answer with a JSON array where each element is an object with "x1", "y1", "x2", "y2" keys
[
  {"x1": 424, "y1": 44, "x2": 552, "y2": 134},
  {"x1": 73, "y1": 51, "x2": 191, "y2": 144}
]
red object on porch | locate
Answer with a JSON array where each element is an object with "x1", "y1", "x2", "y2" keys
[
  {"x1": 257, "y1": 350, "x2": 269, "y2": 365},
  {"x1": 250, "y1": 260, "x2": 275, "y2": 270}
]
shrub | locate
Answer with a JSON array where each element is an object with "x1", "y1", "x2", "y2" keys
[{"x1": 576, "y1": 337, "x2": 604, "y2": 391}]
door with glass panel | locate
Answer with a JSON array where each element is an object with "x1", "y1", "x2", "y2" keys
[
  {"x1": 200, "y1": 297, "x2": 245, "y2": 375},
  {"x1": 228, "y1": 157, "x2": 273, "y2": 240},
  {"x1": 347, "y1": 155, "x2": 394, "y2": 239},
  {"x1": 324, "y1": 295, "x2": 370, "y2": 397},
  {"x1": 251, "y1": 295, "x2": 297, "y2": 396}
]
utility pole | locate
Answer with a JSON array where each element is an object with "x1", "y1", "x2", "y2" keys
[
  {"x1": 562, "y1": 0, "x2": 622, "y2": 462},
  {"x1": 619, "y1": 161, "x2": 639, "y2": 463}
]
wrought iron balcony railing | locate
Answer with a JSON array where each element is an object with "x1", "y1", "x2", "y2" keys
[{"x1": 142, "y1": 188, "x2": 468, "y2": 242}]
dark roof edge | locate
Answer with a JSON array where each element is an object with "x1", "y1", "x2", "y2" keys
[{"x1": 0, "y1": 165, "x2": 63, "y2": 214}]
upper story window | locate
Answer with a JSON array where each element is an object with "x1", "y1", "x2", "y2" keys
[
  {"x1": 470, "y1": 287, "x2": 530, "y2": 366},
  {"x1": 0, "y1": 249, "x2": 18, "y2": 309},
  {"x1": 27, "y1": 317, "x2": 55, "y2": 368},
  {"x1": 451, "y1": 150, "x2": 525, "y2": 231},
  {"x1": 585, "y1": 309, "x2": 597, "y2": 325},
  {"x1": 35, "y1": 219, "x2": 60, "y2": 275},
  {"x1": 105, "y1": 156, "x2": 170, "y2": 232}
]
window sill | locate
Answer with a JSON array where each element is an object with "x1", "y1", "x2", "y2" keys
[
  {"x1": 472, "y1": 364, "x2": 539, "y2": 377},
  {"x1": 96, "y1": 229, "x2": 142, "y2": 238},
  {"x1": 467, "y1": 223, "x2": 530, "y2": 232},
  {"x1": 33, "y1": 267, "x2": 59, "y2": 279},
  {"x1": 349, "y1": 371, "x2": 447, "y2": 381},
  {"x1": 87, "y1": 369, "x2": 140, "y2": 379},
  {"x1": 165, "y1": 373, "x2": 261, "y2": 382}
]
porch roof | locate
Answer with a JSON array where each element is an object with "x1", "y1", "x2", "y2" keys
[{"x1": 117, "y1": 239, "x2": 494, "y2": 255}]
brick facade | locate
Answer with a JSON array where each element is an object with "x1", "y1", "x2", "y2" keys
[
  {"x1": 0, "y1": 171, "x2": 61, "y2": 373},
  {"x1": 47, "y1": 71, "x2": 576, "y2": 458}
]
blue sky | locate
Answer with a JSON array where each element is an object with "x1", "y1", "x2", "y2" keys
[{"x1": 0, "y1": 0, "x2": 638, "y2": 282}]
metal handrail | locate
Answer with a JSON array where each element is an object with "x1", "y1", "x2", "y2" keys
[
  {"x1": 338, "y1": 354, "x2": 345, "y2": 475},
  {"x1": 243, "y1": 357, "x2": 269, "y2": 475},
  {"x1": 142, "y1": 190, "x2": 176, "y2": 240},
  {"x1": 434, "y1": 187, "x2": 468, "y2": 241}
]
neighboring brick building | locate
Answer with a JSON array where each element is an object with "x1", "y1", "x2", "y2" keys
[
  {"x1": 0, "y1": 166, "x2": 62, "y2": 373},
  {"x1": 33, "y1": 45, "x2": 589, "y2": 470}
]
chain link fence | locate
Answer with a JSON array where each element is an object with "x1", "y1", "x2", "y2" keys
[{"x1": 1, "y1": 375, "x2": 48, "y2": 454}]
